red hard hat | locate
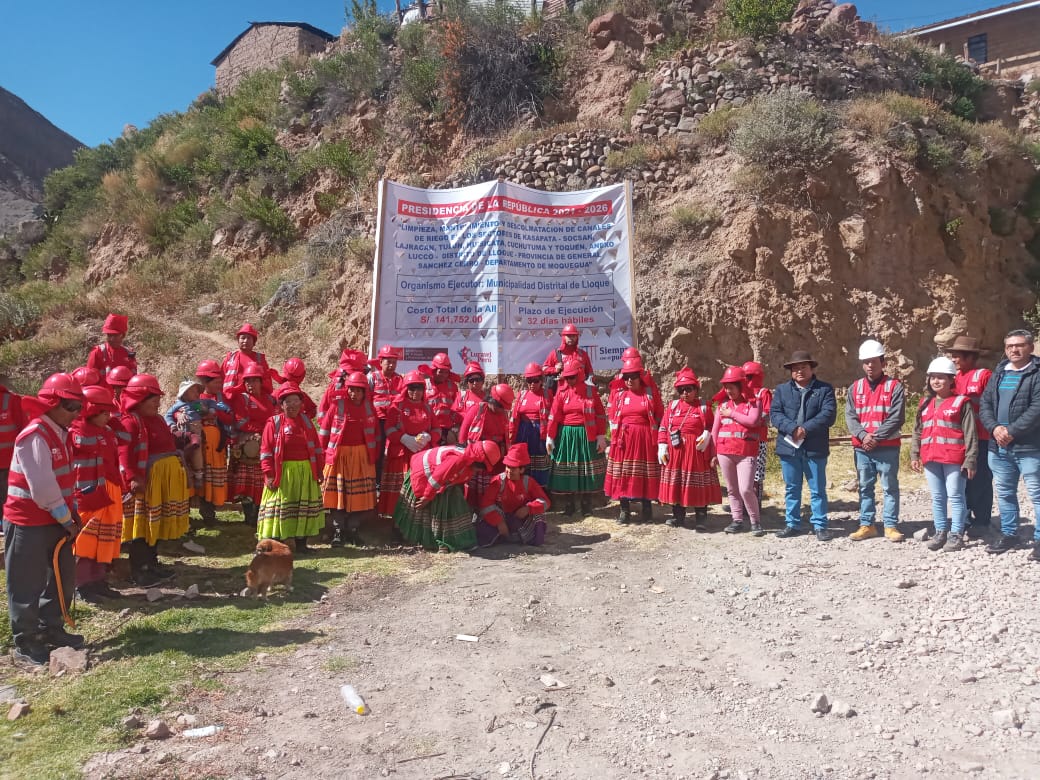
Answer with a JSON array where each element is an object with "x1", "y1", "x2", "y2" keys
[
  {"x1": 481, "y1": 440, "x2": 502, "y2": 468},
  {"x1": 125, "y1": 373, "x2": 163, "y2": 397},
  {"x1": 741, "y1": 361, "x2": 764, "y2": 377},
  {"x1": 402, "y1": 370, "x2": 425, "y2": 386},
  {"x1": 195, "y1": 360, "x2": 222, "y2": 379},
  {"x1": 73, "y1": 366, "x2": 101, "y2": 387},
  {"x1": 491, "y1": 383, "x2": 515, "y2": 410},
  {"x1": 523, "y1": 362, "x2": 543, "y2": 379},
  {"x1": 721, "y1": 366, "x2": 746, "y2": 384},
  {"x1": 107, "y1": 365, "x2": 134, "y2": 387},
  {"x1": 282, "y1": 357, "x2": 306, "y2": 381},
  {"x1": 82, "y1": 385, "x2": 116, "y2": 416},
  {"x1": 274, "y1": 382, "x2": 304, "y2": 402},
  {"x1": 620, "y1": 357, "x2": 644, "y2": 374},
  {"x1": 102, "y1": 313, "x2": 129, "y2": 335},
  {"x1": 242, "y1": 363, "x2": 266, "y2": 380},
  {"x1": 561, "y1": 358, "x2": 584, "y2": 378},
  {"x1": 561, "y1": 323, "x2": 580, "y2": 336},
  {"x1": 622, "y1": 347, "x2": 641, "y2": 361},
  {"x1": 346, "y1": 371, "x2": 368, "y2": 389},
  {"x1": 376, "y1": 344, "x2": 404, "y2": 360},
  {"x1": 237, "y1": 322, "x2": 259, "y2": 340},
  {"x1": 38, "y1": 373, "x2": 85, "y2": 406},
  {"x1": 431, "y1": 352, "x2": 453, "y2": 371},
  {"x1": 462, "y1": 362, "x2": 484, "y2": 379},
  {"x1": 674, "y1": 367, "x2": 700, "y2": 388}
]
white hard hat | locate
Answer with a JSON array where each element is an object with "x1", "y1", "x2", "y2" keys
[
  {"x1": 926, "y1": 357, "x2": 957, "y2": 376},
  {"x1": 858, "y1": 339, "x2": 885, "y2": 360}
]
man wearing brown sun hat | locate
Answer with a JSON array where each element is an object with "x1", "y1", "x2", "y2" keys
[{"x1": 946, "y1": 335, "x2": 993, "y2": 535}]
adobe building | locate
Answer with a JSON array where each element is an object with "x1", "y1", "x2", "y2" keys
[
  {"x1": 212, "y1": 22, "x2": 337, "y2": 96},
  {"x1": 907, "y1": 1, "x2": 1040, "y2": 78}
]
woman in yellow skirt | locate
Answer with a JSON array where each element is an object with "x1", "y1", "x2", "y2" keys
[
  {"x1": 71, "y1": 385, "x2": 125, "y2": 601},
  {"x1": 318, "y1": 371, "x2": 379, "y2": 547},
  {"x1": 119, "y1": 374, "x2": 190, "y2": 586}
]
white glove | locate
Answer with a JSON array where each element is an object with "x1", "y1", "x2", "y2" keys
[
  {"x1": 400, "y1": 433, "x2": 421, "y2": 452},
  {"x1": 546, "y1": 437, "x2": 555, "y2": 456},
  {"x1": 658, "y1": 443, "x2": 668, "y2": 465},
  {"x1": 596, "y1": 435, "x2": 607, "y2": 453},
  {"x1": 696, "y1": 431, "x2": 710, "y2": 452},
  {"x1": 414, "y1": 432, "x2": 431, "y2": 448}
]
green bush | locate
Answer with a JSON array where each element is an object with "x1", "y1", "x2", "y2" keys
[
  {"x1": 915, "y1": 47, "x2": 985, "y2": 120},
  {"x1": 231, "y1": 189, "x2": 296, "y2": 245},
  {"x1": 0, "y1": 291, "x2": 42, "y2": 342},
  {"x1": 731, "y1": 91, "x2": 833, "y2": 169},
  {"x1": 623, "y1": 80, "x2": 650, "y2": 123},
  {"x1": 725, "y1": 0, "x2": 798, "y2": 39},
  {"x1": 151, "y1": 199, "x2": 201, "y2": 251}
]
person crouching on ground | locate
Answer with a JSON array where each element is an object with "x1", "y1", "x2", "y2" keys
[
  {"x1": 394, "y1": 441, "x2": 502, "y2": 552},
  {"x1": 606, "y1": 355, "x2": 663, "y2": 524},
  {"x1": 476, "y1": 443, "x2": 550, "y2": 546},
  {"x1": 319, "y1": 371, "x2": 378, "y2": 547},
  {"x1": 4, "y1": 373, "x2": 85, "y2": 666},
  {"x1": 71, "y1": 385, "x2": 125, "y2": 601},
  {"x1": 712, "y1": 366, "x2": 764, "y2": 536},
  {"x1": 119, "y1": 374, "x2": 190, "y2": 586},
  {"x1": 657, "y1": 367, "x2": 720, "y2": 529},
  {"x1": 911, "y1": 357, "x2": 979, "y2": 552},
  {"x1": 546, "y1": 359, "x2": 608, "y2": 516},
  {"x1": 258, "y1": 383, "x2": 325, "y2": 555}
]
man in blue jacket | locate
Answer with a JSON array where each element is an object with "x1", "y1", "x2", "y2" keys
[
  {"x1": 770, "y1": 350, "x2": 837, "y2": 542},
  {"x1": 979, "y1": 329, "x2": 1040, "y2": 560}
]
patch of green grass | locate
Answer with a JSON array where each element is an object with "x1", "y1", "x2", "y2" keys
[
  {"x1": 623, "y1": 80, "x2": 650, "y2": 124},
  {"x1": 0, "y1": 517, "x2": 422, "y2": 779}
]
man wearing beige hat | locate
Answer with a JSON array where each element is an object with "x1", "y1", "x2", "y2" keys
[{"x1": 946, "y1": 335, "x2": 993, "y2": 535}]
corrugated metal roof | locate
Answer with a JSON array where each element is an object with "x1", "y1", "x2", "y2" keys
[{"x1": 211, "y1": 21, "x2": 337, "y2": 67}]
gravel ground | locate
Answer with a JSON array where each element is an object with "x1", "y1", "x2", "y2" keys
[{"x1": 84, "y1": 481, "x2": 1040, "y2": 780}]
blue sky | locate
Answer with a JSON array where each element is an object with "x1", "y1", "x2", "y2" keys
[{"x1": 0, "y1": 1, "x2": 1001, "y2": 147}]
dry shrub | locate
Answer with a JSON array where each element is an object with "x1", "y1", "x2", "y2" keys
[
  {"x1": 133, "y1": 157, "x2": 162, "y2": 196},
  {"x1": 696, "y1": 106, "x2": 740, "y2": 143},
  {"x1": 731, "y1": 90, "x2": 834, "y2": 169},
  {"x1": 844, "y1": 97, "x2": 896, "y2": 138}
]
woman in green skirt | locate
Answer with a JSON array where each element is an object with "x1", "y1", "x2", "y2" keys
[
  {"x1": 546, "y1": 358, "x2": 608, "y2": 515},
  {"x1": 258, "y1": 383, "x2": 325, "y2": 553},
  {"x1": 394, "y1": 441, "x2": 501, "y2": 552}
]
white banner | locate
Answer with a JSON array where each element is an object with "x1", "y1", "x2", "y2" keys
[{"x1": 369, "y1": 178, "x2": 636, "y2": 374}]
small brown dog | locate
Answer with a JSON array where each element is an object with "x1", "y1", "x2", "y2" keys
[{"x1": 244, "y1": 539, "x2": 294, "y2": 598}]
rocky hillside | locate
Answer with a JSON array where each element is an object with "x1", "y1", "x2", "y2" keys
[
  {"x1": 2, "y1": 0, "x2": 1039, "y2": 395},
  {"x1": 0, "y1": 85, "x2": 82, "y2": 233}
]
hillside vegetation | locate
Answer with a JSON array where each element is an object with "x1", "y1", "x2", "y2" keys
[{"x1": 2, "y1": 0, "x2": 1039, "y2": 394}]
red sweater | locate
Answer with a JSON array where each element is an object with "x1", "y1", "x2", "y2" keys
[{"x1": 260, "y1": 413, "x2": 323, "y2": 487}]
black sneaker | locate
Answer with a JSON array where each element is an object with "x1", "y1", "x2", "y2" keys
[
  {"x1": 927, "y1": 531, "x2": 948, "y2": 552},
  {"x1": 616, "y1": 510, "x2": 630, "y2": 525},
  {"x1": 665, "y1": 516, "x2": 680, "y2": 528},
  {"x1": 1030, "y1": 541, "x2": 1040, "y2": 562},
  {"x1": 75, "y1": 586, "x2": 105, "y2": 604},
  {"x1": 13, "y1": 643, "x2": 49, "y2": 667},
  {"x1": 987, "y1": 534, "x2": 1021, "y2": 554},
  {"x1": 150, "y1": 562, "x2": 176, "y2": 581},
  {"x1": 775, "y1": 526, "x2": 803, "y2": 538},
  {"x1": 579, "y1": 497, "x2": 592, "y2": 516},
  {"x1": 40, "y1": 626, "x2": 85, "y2": 650},
  {"x1": 724, "y1": 521, "x2": 745, "y2": 534},
  {"x1": 815, "y1": 529, "x2": 833, "y2": 542},
  {"x1": 131, "y1": 568, "x2": 161, "y2": 587}
]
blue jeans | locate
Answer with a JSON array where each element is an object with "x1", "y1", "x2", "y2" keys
[
  {"x1": 988, "y1": 447, "x2": 1040, "y2": 540},
  {"x1": 779, "y1": 450, "x2": 828, "y2": 530},
  {"x1": 854, "y1": 446, "x2": 900, "y2": 527},
  {"x1": 923, "y1": 462, "x2": 967, "y2": 534}
]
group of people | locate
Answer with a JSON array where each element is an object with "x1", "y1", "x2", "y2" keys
[{"x1": 4, "y1": 315, "x2": 1040, "y2": 667}]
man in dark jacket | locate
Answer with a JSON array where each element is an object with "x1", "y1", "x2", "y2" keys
[
  {"x1": 979, "y1": 329, "x2": 1040, "y2": 560},
  {"x1": 770, "y1": 350, "x2": 837, "y2": 542}
]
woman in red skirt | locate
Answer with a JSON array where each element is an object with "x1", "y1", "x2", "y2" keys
[
  {"x1": 657, "y1": 368, "x2": 721, "y2": 529},
  {"x1": 227, "y1": 363, "x2": 276, "y2": 527},
  {"x1": 379, "y1": 370, "x2": 437, "y2": 523},
  {"x1": 458, "y1": 383, "x2": 514, "y2": 508},
  {"x1": 606, "y1": 356, "x2": 663, "y2": 524}
]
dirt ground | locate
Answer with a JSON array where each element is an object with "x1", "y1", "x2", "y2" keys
[{"x1": 83, "y1": 482, "x2": 1040, "y2": 780}]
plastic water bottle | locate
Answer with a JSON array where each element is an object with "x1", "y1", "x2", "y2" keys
[{"x1": 340, "y1": 684, "x2": 368, "y2": 715}]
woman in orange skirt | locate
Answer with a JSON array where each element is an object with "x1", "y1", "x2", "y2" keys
[
  {"x1": 71, "y1": 385, "x2": 124, "y2": 601},
  {"x1": 319, "y1": 371, "x2": 379, "y2": 546}
]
